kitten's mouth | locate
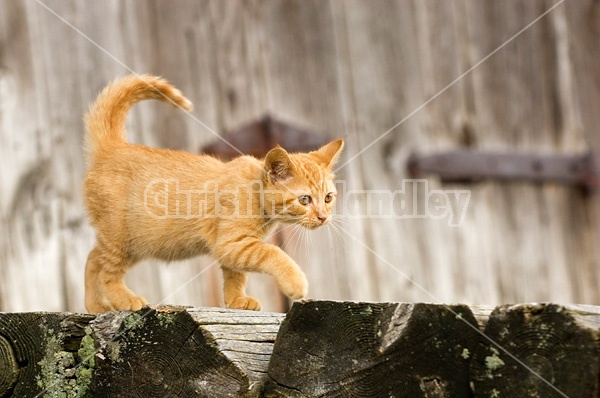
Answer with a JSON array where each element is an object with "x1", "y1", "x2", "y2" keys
[{"x1": 303, "y1": 220, "x2": 328, "y2": 230}]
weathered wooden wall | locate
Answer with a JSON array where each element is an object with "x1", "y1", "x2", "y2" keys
[{"x1": 1, "y1": 0, "x2": 599, "y2": 313}]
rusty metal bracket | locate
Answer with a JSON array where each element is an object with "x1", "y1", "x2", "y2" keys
[
  {"x1": 200, "y1": 114, "x2": 329, "y2": 160},
  {"x1": 408, "y1": 150, "x2": 599, "y2": 192}
]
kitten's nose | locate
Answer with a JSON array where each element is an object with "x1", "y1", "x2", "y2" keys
[{"x1": 317, "y1": 214, "x2": 328, "y2": 223}]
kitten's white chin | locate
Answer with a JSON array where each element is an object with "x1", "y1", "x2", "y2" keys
[{"x1": 304, "y1": 221, "x2": 326, "y2": 230}]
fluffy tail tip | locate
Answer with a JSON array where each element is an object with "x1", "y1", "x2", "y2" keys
[
  {"x1": 181, "y1": 97, "x2": 193, "y2": 111},
  {"x1": 170, "y1": 88, "x2": 193, "y2": 111}
]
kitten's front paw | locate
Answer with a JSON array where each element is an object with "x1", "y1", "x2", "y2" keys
[
  {"x1": 227, "y1": 296, "x2": 262, "y2": 311},
  {"x1": 86, "y1": 298, "x2": 114, "y2": 314},
  {"x1": 278, "y1": 271, "x2": 308, "y2": 300},
  {"x1": 111, "y1": 294, "x2": 149, "y2": 312}
]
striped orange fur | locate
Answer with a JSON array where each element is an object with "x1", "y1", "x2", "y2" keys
[{"x1": 83, "y1": 74, "x2": 344, "y2": 313}]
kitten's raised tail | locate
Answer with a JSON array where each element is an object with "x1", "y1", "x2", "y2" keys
[{"x1": 84, "y1": 74, "x2": 193, "y2": 161}]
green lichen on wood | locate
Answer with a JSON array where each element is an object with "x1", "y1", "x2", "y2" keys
[
  {"x1": 106, "y1": 341, "x2": 122, "y2": 363},
  {"x1": 35, "y1": 325, "x2": 95, "y2": 397},
  {"x1": 122, "y1": 312, "x2": 145, "y2": 331},
  {"x1": 156, "y1": 311, "x2": 176, "y2": 327},
  {"x1": 36, "y1": 331, "x2": 73, "y2": 397},
  {"x1": 74, "y1": 328, "x2": 96, "y2": 396},
  {"x1": 484, "y1": 347, "x2": 505, "y2": 379},
  {"x1": 461, "y1": 348, "x2": 470, "y2": 360},
  {"x1": 78, "y1": 329, "x2": 95, "y2": 368},
  {"x1": 120, "y1": 311, "x2": 161, "y2": 346}
]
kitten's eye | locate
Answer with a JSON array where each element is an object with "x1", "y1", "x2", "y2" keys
[
  {"x1": 298, "y1": 195, "x2": 312, "y2": 205},
  {"x1": 324, "y1": 193, "x2": 334, "y2": 203}
]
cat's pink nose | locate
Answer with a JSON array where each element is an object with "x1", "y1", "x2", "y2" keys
[{"x1": 317, "y1": 215, "x2": 328, "y2": 223}]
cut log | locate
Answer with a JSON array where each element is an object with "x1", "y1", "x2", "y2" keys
[
  {"x1": 91, "y1": 306, "x2": 285, "y2": 397},
  {"x1": 470, "y1": 303, "x2": 600, "y2": 397},
  {"x1": 0, "y1": 311, "x2": 94, "y2": 397},
  {"x1": 0, "y1": 306, "x2": 284, "y2": 398},
  {"x1": 4, "y1": 302, "x2": 600, "y2": 397},
  {"x1": 264, "y1": 300, "x2": 484, "y2": 397}
]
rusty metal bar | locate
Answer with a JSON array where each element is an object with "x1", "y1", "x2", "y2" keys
[
  {"x1": 408, "y1": 150, "x2": 599, "y2": 191},
  {"x1": 200, "y1": 114, "x2": 329, "y2": 160}
]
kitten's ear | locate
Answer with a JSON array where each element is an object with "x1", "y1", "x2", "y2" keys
[
  {"x1": 265, "y1": 146, "x2": 294, "y2": 183},
  {"x1": 312, "y1": 138, "x2": 345, "y2": 169}
]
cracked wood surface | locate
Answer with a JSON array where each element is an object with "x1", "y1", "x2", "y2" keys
[
  {"x1": 2, "y1": 0, "x2": 600, "y2": 315},
  {"x1": 265, "y1": 301, "x2": 486, "y2": 397},
  {"x1": 0, "y1": 305, "x2": 284, "y2": 398},
  {"x1": 2, "y1": 302, "x2": 600, "y2": 397}
]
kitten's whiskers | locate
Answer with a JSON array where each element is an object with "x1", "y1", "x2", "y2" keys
[
  {"x1": 288, "y1": 225, "x2": 304, "y2": 257},
  {"x1": 328, "y1": 218, "x2": 350, "y2": 252}
]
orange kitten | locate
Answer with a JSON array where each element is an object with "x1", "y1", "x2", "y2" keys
[{"x1": 83, "y1": 74, "x2": 343, "y2": 313}]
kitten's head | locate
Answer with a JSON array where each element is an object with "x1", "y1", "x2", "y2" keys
[{"x1": 263, "y1": 139, "x2": 344, "y2": 229}]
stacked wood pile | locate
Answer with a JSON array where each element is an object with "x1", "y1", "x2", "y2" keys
[{"x1": 1, "y1": 301, "x2": 599, "y2": 397}]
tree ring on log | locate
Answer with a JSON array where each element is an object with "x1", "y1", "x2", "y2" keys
[
  {"x1": 0, "y1": 334, "x2": 19, "y2": 395},
  {"x1": 266, "y1": 301, "x2": 481, "y2": 397},
  {"x1": 522, "y1": 353, "x2": 555, "y2": 388},
  {"x1": 471, "y1": 303, "x2": 599, "y2": 397},
  {"x1": 92, "y1": 308, "x2": 253, "y2": 396},
  {"x1": 129, "y1": 346, "x2": 184, "y2": 397}
]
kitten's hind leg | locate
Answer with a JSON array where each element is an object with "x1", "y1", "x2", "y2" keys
[
  {"x1": 85, "y1": 246, "x2": 114, "y2": 313},
  {"x1": 97, "y1": 256, "x2": 148, "y2": 312},
  {"x1": 222, "y1": 268, "x2": 262, "y2": 311},
  {"x1": 86, "y1": 239, "x2": 148, "y2": 313}
]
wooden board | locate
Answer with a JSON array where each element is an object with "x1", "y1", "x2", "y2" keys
[
  {"x1": 1, "y1": 0, "x2": 600, "y2": 313},
  {"x1": 3, "y1": 302, "x2": 599, "y2": 397}
]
